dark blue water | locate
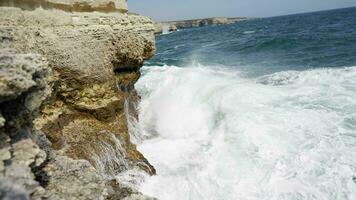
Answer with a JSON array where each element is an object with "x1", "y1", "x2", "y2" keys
[{"x1": 147, "y1": 7, "x2": 356, "y2": 76}]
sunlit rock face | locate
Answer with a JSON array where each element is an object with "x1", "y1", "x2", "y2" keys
[
  {"x1": 0, "y1": 0, "x2": 156, "y2": 199},
  {"x1": 154, "y1": 17, "x2": 248, "y2": 34},
  {"x1": 0, "y1": 0, "x2": 128, "y2": 13}
]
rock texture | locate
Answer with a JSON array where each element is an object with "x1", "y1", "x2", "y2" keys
[
  {"x1": 0, "y1": 0, "x2": 156, "y2": 199},
  {"x1": 0, "y1": 0, "x2": 128, "y2": 13},
  {"x1": 0, "y1": 50, "x2": 50, "y2": 200},
  {"x1": 155, "y1": 17, "x2": 248, "y2": 34}
]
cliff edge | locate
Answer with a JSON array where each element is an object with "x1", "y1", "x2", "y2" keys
[
  {"x1": 0, "y1": 0, "x2": 128, "y2": 13},
  {"x1": 0, "y1": 0, "x2": 156, "y2": 199},
  {"x1": 155, "y1": 17, "x2": 248, "y2": 34}
]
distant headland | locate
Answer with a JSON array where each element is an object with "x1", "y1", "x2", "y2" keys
[{"x1": 154, "y1": 17, "x2": 248, "y2": 34}]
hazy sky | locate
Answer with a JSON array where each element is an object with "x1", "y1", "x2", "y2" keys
[{"x1": 129, "y1": 0, "x2": 356, "y2": 21}]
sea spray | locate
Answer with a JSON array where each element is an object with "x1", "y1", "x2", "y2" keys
[
  {"x1": 91, "y1": 134, "x2": 129, "y2": 177},
  {"x1": 135, "y1": 7, "x2": 356, "y2": 199},
  {"x1": 125, "y1": 97, "x2": 143, "y2": 144},
  {"x1": 135, "y1": 65, "x2": 356, "y2": 200}
]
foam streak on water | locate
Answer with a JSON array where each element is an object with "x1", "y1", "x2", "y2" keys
[{"x1": 134, "y1": 65, "x2": 356, "y2": 200}]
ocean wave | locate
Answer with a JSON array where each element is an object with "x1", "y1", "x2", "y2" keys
[
  {"x1": 133, "y1": 65, "x2": 356, "y2": 200},
  {"x1": 256, "y1": 67, "x2": 356, "y2": 86}
]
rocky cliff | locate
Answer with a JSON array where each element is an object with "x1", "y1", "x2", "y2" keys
[
  {"x1": 155, "y1": 17, "x2": 248, "y2": 34},
  {"x1": 0, "y1": 0, "x2": 156, "y2": 199},
  {"x1": 0, "y1": 0, "x2": 128, "y2": 13}
]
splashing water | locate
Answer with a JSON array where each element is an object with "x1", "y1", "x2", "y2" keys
[
  {"x1": 133, "y1": 65, "x2": 356, "y2": 200},
  {"x1": 91, "y1": 134, "x2": 129, "y2": 177}
]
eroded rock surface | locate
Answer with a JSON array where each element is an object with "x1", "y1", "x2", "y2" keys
[
  {"x1": 0, "y1": 50, "x2": 50, "y2": 199},
  {"x1": 0, "y1": 1, "x2": 156, "y2": 199},
  {"x1": 0, "y1": 0, "x2": 128, "y2": 13}
]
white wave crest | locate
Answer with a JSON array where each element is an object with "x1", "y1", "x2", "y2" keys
[{"x1": 134, "y1": 65, "x2": 356, "y2": 200}]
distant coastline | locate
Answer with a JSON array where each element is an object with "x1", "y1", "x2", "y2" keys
[{"x1": 154, "y1": 17, "x2": 248, "y2": 34}]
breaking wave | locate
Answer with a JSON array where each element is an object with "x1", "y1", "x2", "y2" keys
[{"x1": 133, "y1": 65, "x2": 356, "y2": 200}]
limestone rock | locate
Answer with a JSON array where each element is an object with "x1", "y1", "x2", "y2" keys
[
  {"x1": 0, "y1": 0, "x2": 128, "y2": 13},
  {"x1": 0, "y1": 50, "x2": 50, "y2": 199},
  {"x1": 155, "y1": 17, "x2": 248, "y2": 34},
  {"x1": 0, "y1": 51, "x2": 49, "y2": 103},
  {"x1": 0, "y1": 6, "x2": 156, "y2": 175},
  {"x1": 122, "y1": 194, "x2": 157, "y2": 200},
  {"x1": 107, "y1": 179, "x2": 157, "y2": 200},
  {"x1": 0, "y1": 50, "x2": 50, "y2": 139},
  {"x1": 0, "y1": 1, "x2": 157, "y2": 199},
  {"x1": 154, "y1": 23, "x2": 163, "y2": 35},
  {"x1": 0, "y1": 48, "x2": 153, "y2": 200},
  {"x1": 0, "y1": 180, "x2": 29, "y2": 200},
  {"x1": 43, "y1": 156, "x2": 109, "y2": 200},
  {"x1": 43, "y1": 156, "x2": 156, "y2": 200},
  {"x1": 0, "y1": 134, "x2": 10, "y2": 173},
  {"x1": 11, "y1": 139, "x2": 47, "y2": 167},
  {"x1": 169, "y1": 24, "x2": 177, "y2": 32}
]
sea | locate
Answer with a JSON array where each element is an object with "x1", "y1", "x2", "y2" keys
[{"x1": 130, "y1": 7, "x2": 356, "y2": 200}]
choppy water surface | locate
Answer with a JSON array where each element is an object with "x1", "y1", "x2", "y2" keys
[{"x1": 132, "y1": 7, "x2": 356, "y2": 200}]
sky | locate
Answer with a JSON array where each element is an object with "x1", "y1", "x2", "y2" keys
[{"x1": 129, "y1": 0, "x2": 356, "y2": 21}]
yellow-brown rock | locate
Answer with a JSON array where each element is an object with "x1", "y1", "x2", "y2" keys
[{"x1": 0, "y1": 1, "x2": 156, "y2": 199}]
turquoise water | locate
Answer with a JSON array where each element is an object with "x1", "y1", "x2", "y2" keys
[{"x1": 132, "y1": 7, "x2": 356, "y2": 200}]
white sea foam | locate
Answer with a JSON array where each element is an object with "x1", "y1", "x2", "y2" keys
[
  {"x1": 133, "y1": 65, "x2": 356, "y2": 200},
  {"x1": 244, "y1": 30, "x2": 256, "y2": 34}
]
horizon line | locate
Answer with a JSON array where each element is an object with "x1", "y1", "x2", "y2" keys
[{"x1": 146, "y1": 5, "x2": 356, "y2": 23}]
